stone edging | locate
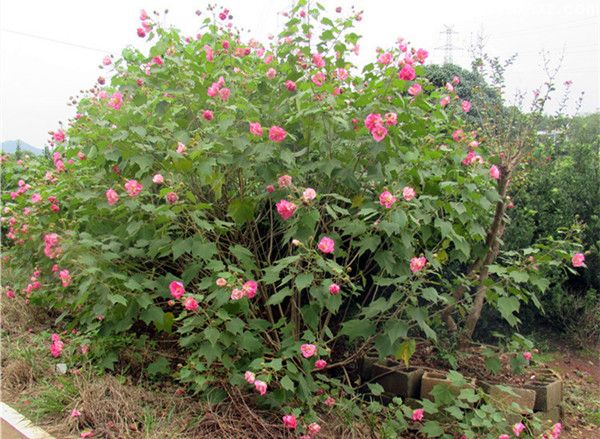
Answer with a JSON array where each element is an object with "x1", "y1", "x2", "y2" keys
[{"x1": 0, "y1": 402, "x2": 56, "y2": 439}]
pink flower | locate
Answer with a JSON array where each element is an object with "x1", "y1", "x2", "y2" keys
[
  {"x1": 53, "y1": 130, "x2": 65, "y2": 142},
  {"x1": 523, "y1": 351, "x2": 532, "y2": 361},
  {"x1": 169, "y1": 281, "x2": 185, "y2": 299},
  {"x1": 489, "y1": 165, "x2": 501, "y2": 180},
  {"x1": 315, "y1": 359, "x2": 327, "y2": 369},
  {"x1": 107, "y1": 92, "x2": 123, "y2": 110},
  {"x1": 183, "y1": 296, "x2": 199, "y2": 311},
  {"x1": 311, "y1": 71, "x2": 326, "y2": 87},
  {"x1": 80, "y1": 431, "x2": 94, "y2": 438},
  {"x1": 282, "y1": 414, "x2": 297, "y2": 430},
  {"x1": 379, "y1": 191, "x2": 396, "y2": 208},
  {"x1": 266, "y1": 68, "x2": 277, "y2": 79},
  {"x1": 77, "y1": 151, "x2": 86, "y2": 160},
  {"x1": 312, "y1": 53, "x2": 326, "y2": 68},
  {"x1": 124, "y1": 180, "x2": 142, "y2": 197},
  {"x1": 102, "y1": 56, "x2": 112, "y2": 66},
  {"x1": 440, "y1": 96, "x2": 451, "y2": 107},
  {"x1": 300, "y1": 343, "x2": 317, "y2": 358},
  {"x1": 410, "y1": 256, "x2": 427, "y2": 273},
  {"x1": 513, "y1": 422, "x2": 525, "y2": 437},
  {"x1": 203, "y1": 110, "x2": 214, "y2": 121},
  {"x1": 285, "y1": 80, "x2": 297, "y2": 91},
  {"x1": 402, "y1": 186, "x2": 416, "y2": 201},
  {"x1": 335, "y1": 68, "x2": 349, "y2": 80},
  {"x1": 278, "y1": 175, "x2": 293, "y2": 188},
  {"x1": 106, "y1": 188, "x2": 119, "y2": 205},
  {"x1": 398, "y1": 64, "x2": 416, "y2": 81},
  {"x1": 364, "y1": 113, "x2": 382, "y2": 131},
  {"x1": 50, "y1": 333, "x2": 64, "y2": 357},
  {"x1": 266, "y1": 184, "x2": 275, "y2": 193},
  {"x1": 59, "y1": 269, "x2": 72, "y2": 287},
  {"x1": 499, "y1": 435, "x2": 510, "y2": 439},
  {"x1": 318, "y1": 237, "x2": 335, "y2": 254},
  {"x1": 230, "y1": 288, "x2": 244, "y2": 300},
  {"x1": 572, "y1": 253, "x2": 585, "y2": 267},
  {"x1": 329, "y1": 283, "x2": 340, "y2": 295},
  {"x1": 244, "y1": 371, "x2": 255, "y2": 384},
  {"x1": 165, "y1": 192, "x2": 178, "y2": 204},
  {"x1": 302, "y1": 188, "x2": 316, "y2": 201},
  {"x1": 324, "y1": 396, "x2": 335, "y2": 406},
  {"x1": 242, "y1": 280, "x2": 258, "y2": 299},
  {"x1": 6, "y1": 289, "x2": 15, "y2": 299},
  {"x1": 371, "y1": 124, "x2": 388, "y2": 142},
  {"x1": 31, "y1": 193, "x2": 42, "y2": 203},
  {"x1": 218, "y1": 88, "x2": 230, "y2": 101},
  {"x1": 254, "y1": 380, "x2": 267, "y2": 395},
  {"x1": 137, "y1": 28, "x2": 146, "y2": 38},
  {"x1": 216, "y1": 278, "x2": 227, "y2": 287},
  {"x1": 415, "y1": 48, "x2": 428, "y2": 63},
  {"x1": 412, "y1": 408, "x2": 424, "y2": 422},
  {"x1": 247, "y1": 122, "x2": 263, "y2": 137},
  {"x1": 378, "y1": 52, "x2": 393, "y2": 65},
  {"x1": 452, "y1": 75, "x2": 461, "y2": 85},
  {"x1": 408, "y1": 83, "x2": 422, "y2": 96},
  {"x1": 269, "y1": 126, "x2": 287, "y2": 142},
  {"x1": 176, "y1": 142, "x2": 187, "y2": 154},
  {"x1": 308, "y1": 423, "x2": 321, "y2": 436},
  {"x1": 70, "y1": 409, "x2": 81, "y2": 417},
  {"x1": 384, "y1": 113, "x2": 398, "y2": 126},
  {"x1": 462, "y1": 100, "x2": 472, "y2": 112},
  {"x1": 551, "y1": 423, "x2": 561, "y2": 438},
  {"x1": 276, "y1": 200, "x2": 297, "y2": 220},
  {"x1": 153, "y1": 174, "x2": 164, "y2": 184},
  {"x1": 452, "y1": 130, "x2": 465, "y2": 142}
]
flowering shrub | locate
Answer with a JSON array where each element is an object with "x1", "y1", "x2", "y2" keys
[{"x1": 0, "y1": 1, "x2": 583, "y2": 436}]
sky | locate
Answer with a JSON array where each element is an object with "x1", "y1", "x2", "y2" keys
[{"x1": 1, "y1": 0, "x2": 598, "y2": 148}]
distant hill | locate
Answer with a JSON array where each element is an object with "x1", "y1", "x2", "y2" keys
[{"x1": 1, "y1": 140, "x2": 43, "y2": 155}]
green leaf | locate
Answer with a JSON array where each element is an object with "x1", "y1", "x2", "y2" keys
[
  {"x1": 226, "y1": 318, "x2": 245, "y2": 335},
  {"x1": 266, "y1": 288, "x2": 293, "y2": 306},
  {"x1": 204, "y1": 327, "x2": 221, "y2": 346},
  {"x1": 367, "y1": 383, "x2": 384, "y2": 396},
  {"x1": 385, "y1": 320, "x2": 408, "y2": 345},
  {"x1": 227, "y1": 198, "x2": 256, "y2": 225},
  {"x1": 421, "y1": 420, "x2": 444, "y2": 437},
  {"x1": 192, "y1": 241, "x2": 217, "y2": 261},
  {"x1": 172, "y1": 238, "x2": 192, "y2": 260},
  {"x1": 147, "y1": 357, "x2": 170, "y2": 377},
  {"x1": 280, "y1": 375, "x2": 295, "y2": 392},
  {"x1": 497, "y1": 296, "x2": 520, "y2": 326},
  {"x1": 108, "y1": 294, "x2": 127, "y2": 306},
  {"x1": 484, "y1": 355, "x2": 501, "y2": 374},
  {"x1": 136, "y1": 293, "x2": 153, "y2": 309},
  {"x1": 395, "y1": 339, "x2": 416, "y2": 367},
  {"x1": 421, "y1": 287, "x2": 440, "y2": 303},
  {"x1": 340, "y1": 319, "x2": 375, "y2": 342},
  {"x1": 508, "y1": 270, "x2": 529, "y2": 283},
  {"x1": 295, "y1": 273, "x2": 314, "y2": 291}
]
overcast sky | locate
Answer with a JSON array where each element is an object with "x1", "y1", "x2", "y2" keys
[{"x1": 1, "y1": 0, "x2": 598, "y2": 148}]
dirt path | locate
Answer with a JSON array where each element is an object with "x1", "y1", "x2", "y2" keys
[{"x1": 545, "y1": 347, "x2": 600, "y2": 438}]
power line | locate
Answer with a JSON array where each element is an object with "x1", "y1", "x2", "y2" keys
[{"x1": 0, "y1": 28, "x2": 110, "y2": 53}]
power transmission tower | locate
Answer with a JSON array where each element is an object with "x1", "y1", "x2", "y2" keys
[{"x1": 436, "y1": 25, "x2": 462, "y2": 64}]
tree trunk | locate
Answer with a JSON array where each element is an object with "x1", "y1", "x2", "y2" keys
[{"x1": 459, "y1": 167, "x2": 510, "y2": 345}]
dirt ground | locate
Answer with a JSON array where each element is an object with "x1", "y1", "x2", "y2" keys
[{"x1": 545, "y1": 346, "x2": 600, "y2": 438}]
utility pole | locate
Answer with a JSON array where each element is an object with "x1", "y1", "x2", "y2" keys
[{"x1": 436, "y1": 25, "x2": 461, "y2": 65}]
